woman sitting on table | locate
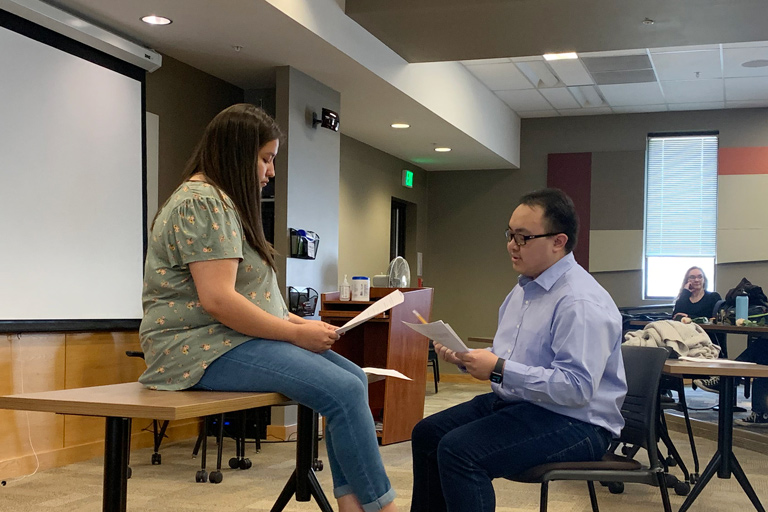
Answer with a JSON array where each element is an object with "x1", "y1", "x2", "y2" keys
[
  {"x1": 139, "y1": 104, "x2": 398, "y2": 512},
  {"x1": 672, "y1": 267, "x2": 721, "y2": 321}
]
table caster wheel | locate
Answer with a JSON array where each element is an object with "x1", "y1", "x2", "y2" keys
[
  {"x1": 239, "y1": 458, "x2": 252, "y2": 470},
  {"x1": 312, "y1": 459, "x2": 323, "y2": 471},
  {"x1": 608, "y1": 482, "x2": 624, "y2": 494},
  {"x1": 127, "y1": 467, "x2": 132, "y2": 479},
  {"x1": 690, "y1": 473, "x2": 699, "y2": 485},
  {"x1": 151, "y1": 453, "x2": 161, "y2": 465},
  {"x1": 665, "y1": 455, "x2": 677, "y2": 467},
  {"x1": 229, "y1": 457, "x2": 239, "y2": 469},
  {"x1": 195, "y1": 470, "x2": 208, "y2": 483},
  {"x1": 209, "y1": 471, "x2": 223, "y2": 484}
]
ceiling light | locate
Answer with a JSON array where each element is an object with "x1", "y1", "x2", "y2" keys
[
  {"x1": 391, "y1": 123, "x2": 410, "y2": 129},
  {"x1": 543, "y1": 52, "x2": 578, "y2": 61},
  {"x1": 141, "y1": 15, "x2": 172, "y2": 26},
  {"x1": 743, "y1": 59, "x2": 768, "y2": 68},
  {"x1": 642, "y1": 18, "x2": 655, "y2": 25},
  {"x1": 434, "y1": 147, "x2": 451, "y2": 152}
]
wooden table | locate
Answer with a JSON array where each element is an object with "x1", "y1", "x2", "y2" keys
[
  {"x1": 0, "y1": 383, "x2": 329, "y2": 512},
  {"x1": 663, "y1": 360, "x2": 768, "y2": 512},
  {"x1": 467, "y1": 337, "x2": 493, "y2": 344}
]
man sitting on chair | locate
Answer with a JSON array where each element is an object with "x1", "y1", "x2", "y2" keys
[{"x1": 410, "y1": 188, "x2": 628, "y2": 512}]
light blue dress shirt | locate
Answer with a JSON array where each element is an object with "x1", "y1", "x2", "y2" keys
[{"x1": 491, "y1": 252, "x2": 627, "y2": 437}]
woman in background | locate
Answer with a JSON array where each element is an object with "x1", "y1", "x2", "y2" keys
[
  {"x1": 139, "y1": 104, "x2": 398, "y2": 511},
  {"x1": 672, "y1": 267, "x2": 721, "y2": 321}
]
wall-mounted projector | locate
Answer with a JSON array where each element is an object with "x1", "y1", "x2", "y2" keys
[{"x1": 0, "y1": 0, "x2": 163, "y2": 72}]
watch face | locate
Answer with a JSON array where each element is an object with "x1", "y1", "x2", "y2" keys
[{"x1": 490, "y1": 373, "x2": 502, "y2": 384}]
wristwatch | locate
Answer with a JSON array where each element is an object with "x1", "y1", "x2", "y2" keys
[{"x1": 490, "y1": 357, "x2": 505, "y2": 384}]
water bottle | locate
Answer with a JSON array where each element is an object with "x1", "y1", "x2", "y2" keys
[
  {"x1": 735, "y1": 293, "x2": 748, "y2": 321},
  {"x1": 340, "y1": 275, "x2": 351, "y2": 301}
]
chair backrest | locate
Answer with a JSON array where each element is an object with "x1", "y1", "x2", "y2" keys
[{"x1": 617, "y1": 345, "x2": 668, "y2": 467}]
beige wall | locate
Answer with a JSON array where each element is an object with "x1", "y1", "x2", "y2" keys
[
  {"x1": 426, "y1": 108, "x2": 768, "y2": 363},
  {"x1": 145, "y1": 55, "x2": 244, "y2": 203},
  {"x1": 275, "y1": 67, "x2": 341, "y2": 302},
  {"x1": 339, "y1": 136, "x2": 429, "y2": 287}
]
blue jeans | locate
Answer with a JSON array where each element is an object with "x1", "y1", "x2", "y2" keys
[
  {"x1": 192, "y1": 339, "x2": 396, "y2": 512},
  {"x1": 736, "y1": 341, "x2": 768, "y2": 414},
  {"x1": 410, "y1": 392, "x2": 611, "y2": 512}
]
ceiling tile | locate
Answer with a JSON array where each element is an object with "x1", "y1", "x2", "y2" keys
[
  {"x1": 725, "y1": 99, "x2": 768, "y2": 109},
  {"x1": 463, "y1": 62, "x2": 533, "y2": 90},
  {"x1": 611, "y1": 105, "x2": 668, "y2": 113},
  {"x1": 557, "y1": 107, "x2": 614, "y2": 116},
  {"x1": 494, "y1": 89, "x2": 553, "y2": 112},
  {"x1": 579, "y1": 49, "x2": 648, "y2": 58},
  {"x1": 667, "y1": 102, "x2": 725, "y2": 111},
  {"x1": 651, "y1": 50, "x2": 722, "y2": 81},
  {"x1": 598, "y1": 83, "x2": 665, "y2": 106},
  {"x1": 723, "y1": 47, "x2": 768, "y2": 77},
  {"x1": 546, "y1": 59, "x2": 594, "y2": 86},
  {"x1": 540, "y1": 87, "x2": 580, "y2": 109},
  {"x1": 518, "y1": 110, "x2": 561, "y2": 118},
  {"x1": 725, "y1": 77, "x2": 768, "y2": 101},
  {"x1": 722, "y1": 41, "x2": 768, "y2": 49},
  {"x1": 661, "y1": 79, "x2": 723, "y2": 103},
  {"x1": 460, "y1": 58, "x2": 511, "y2": 66},
  {"x1": 650, "y1": 44, "x2": 720, "y2": 53}
]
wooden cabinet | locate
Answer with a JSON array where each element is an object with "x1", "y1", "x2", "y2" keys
[{"x1": 320, "y1": 287, "x2": 433, "y2": 445}]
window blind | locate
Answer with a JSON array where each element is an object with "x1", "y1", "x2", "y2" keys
[{"x1": 645, "y1": 135, "x2": 718, "y2": 257}]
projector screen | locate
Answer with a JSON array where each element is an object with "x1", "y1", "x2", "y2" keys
[{"x1": 0, "y1": 10, "x2": 146, "y2": 332}]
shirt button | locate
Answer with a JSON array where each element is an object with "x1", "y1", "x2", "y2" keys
[
  {"x1": 516, "y1": 324, "x2": 520, "y2": 328},
  {"x1": 525, "y1": 300, "x2": 529, "y2": 304}
]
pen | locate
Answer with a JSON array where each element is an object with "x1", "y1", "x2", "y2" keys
[{"x1": 413, "y1": 310, "x2": 428, "y2": 324}]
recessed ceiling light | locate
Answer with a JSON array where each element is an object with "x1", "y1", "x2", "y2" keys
[
  {"x1": 743, "y1": 59, "x2": 768, "y2": 68},
  {"x1": 141, "y1": 15, "x2": 172, "y2": 26},
  {"x1": 642, "y1": 17, "x2": 655, "y2": 25},
  {"x1": 391, "y1": 123, "x2": 410, "y2": 129},
  {"x1": 434, "y1": 147, "x2": 451, "y2": 152},
  {"x1": 543, "y1": 52, "x2": 578, "y2": 61}
]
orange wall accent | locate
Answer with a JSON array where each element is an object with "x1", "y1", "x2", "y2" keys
[{"x1": 718, "y1": 147, "x2": 768, "y2": 175}]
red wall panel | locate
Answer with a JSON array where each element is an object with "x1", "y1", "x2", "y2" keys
[{"x1": 547, "y1": 153, "x2": 592, "y2": 269}]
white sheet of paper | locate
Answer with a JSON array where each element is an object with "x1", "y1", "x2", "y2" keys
[
  {"x1": 402, "y1": 320, "x2": 470, "y2": 353},
  {"x1": 335, "y1": 290, "x2": 405, "y2": 334},
  {"x1": 362, "y1": 367, "x2": 412, "y2": 380},
  {"x1": 679, "y1": 356, "x2": 756, "y2": 365}
]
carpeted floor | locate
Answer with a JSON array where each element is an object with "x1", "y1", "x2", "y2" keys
[{"x1": 0, "y1": 381, "x2": 766, "y2": 511}]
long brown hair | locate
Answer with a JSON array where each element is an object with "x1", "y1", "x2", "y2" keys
[
  {"x1": 677, "y1": 266, "x2": 708, "y2": 300},
  {"x1": 179, "y1": 103, "x2": 283, "y2": 271}
]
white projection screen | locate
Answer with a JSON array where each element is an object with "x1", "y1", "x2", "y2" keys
[{"x1": 0, "y1": 10, "x2": 146, "y2": 332}]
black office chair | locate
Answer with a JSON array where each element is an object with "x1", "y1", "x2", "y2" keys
[
  {"x1": 506, "y1": 345, "x2": 672, "y2": 512},
  {"x1": 427, "y1": 340, "x2": 440, "y2": 393}
]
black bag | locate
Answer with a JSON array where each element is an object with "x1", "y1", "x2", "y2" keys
[{"x1": 724, "y1": 277, "x2": 768, "y2": 307}]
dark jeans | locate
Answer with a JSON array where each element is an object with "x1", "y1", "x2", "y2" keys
[
  {"x1": 410, "y1": 392, "x2": 612, "y2": 512},
  {"x1": 735, "y1": 340, "x2": 768, "y2": 414}
]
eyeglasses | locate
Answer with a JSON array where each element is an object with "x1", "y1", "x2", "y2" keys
[
  {"x1": 504, "y1": 228, "x2": 560, "y2": 246},
  {"x1": 687, "y1": 274, "x2": 704, "y2": 281}
]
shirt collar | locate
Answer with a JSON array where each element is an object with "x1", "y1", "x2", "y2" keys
[{"x1": 518, "y1": 252, "x2": 575, "y2": 291}]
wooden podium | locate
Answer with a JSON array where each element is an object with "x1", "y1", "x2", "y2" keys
[{"x1": 320, "y1": 287, "x2": 433, "y2": 445}]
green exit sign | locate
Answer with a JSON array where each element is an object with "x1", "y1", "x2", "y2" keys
[{"x1": 402, "y1": 169, "x2": 414, "y2": 188}]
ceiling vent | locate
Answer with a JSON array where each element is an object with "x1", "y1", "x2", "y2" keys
[{"x1": 581, "y1": 54, "x2": 656, "y2": 85}]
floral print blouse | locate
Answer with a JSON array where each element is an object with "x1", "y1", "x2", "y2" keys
[{"x1": 139, "y1": 181, "x2": 288, "y2": 390}]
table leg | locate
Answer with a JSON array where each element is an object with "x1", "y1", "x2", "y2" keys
[
  {"x1": 677, "y1": 452, "x2": 721, "y2": 512},
  {"x1": 717, "y1": 377, "x2": 734, "y2": 478},
  {"x1": 103, "y1": 417, "x2": 131, "y2": 512},
  {"x1": 271, "y1": 405, "x2": 332, "y2": 512},
  {"x1": 730, "y1": 453, "x2": 766, "y2": 512}
]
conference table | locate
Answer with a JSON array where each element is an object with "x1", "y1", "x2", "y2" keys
[{"x1": 663, "y1": 360, "x2": 768, "y2": 512}]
